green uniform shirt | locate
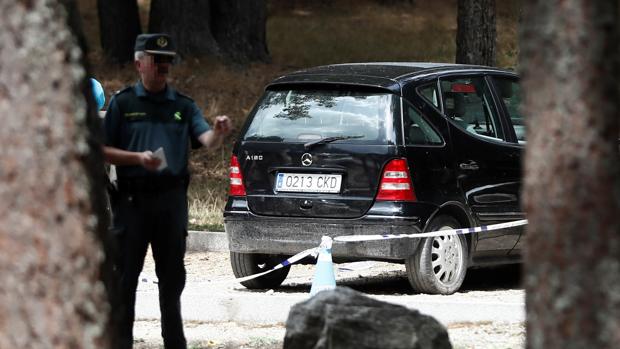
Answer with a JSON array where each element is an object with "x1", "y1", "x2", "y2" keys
[{"x1": 104, "y1": 81, "x2": 210, "y2": 178}]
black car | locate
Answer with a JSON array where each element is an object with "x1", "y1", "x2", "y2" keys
[{"x1": 224, "y1": 63, "x2": 525, "y2": 295}]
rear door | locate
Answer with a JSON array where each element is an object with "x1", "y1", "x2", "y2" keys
[
  {"x1": 487, "y1": 75, "x2": 527, "y2": 255},
  {"x1": 238, "y1": 88, "x2": 399, "y2": 218},
  {"x1": 439, "y1": 74, "x2": 522, "y2": 257},
  {"x1": 401, "y1": 83, "x2": 455, "y2": 205}
]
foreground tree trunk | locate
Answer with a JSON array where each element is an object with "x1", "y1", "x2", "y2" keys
[
  {"x1": 148, "y1": 0, "x2": 220, "y2": 57},
  {"x1": 520, "y1": 1, "x2": 620, "y2": 348},
  {"x1": 210, "y1": 0, "x2": 270, "y2": 63},
  {"x1": 0, "y1": 0, "x2": 111, "y2": 347},
  {"x1": 97, "y1": 0, "x2": 141, "y2": 63},
  {"x1": 455, "y1": 0, "x2": 496, "y2": 66}
]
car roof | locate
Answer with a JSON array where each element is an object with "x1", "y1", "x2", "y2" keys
[{"x1": 267, "y1": 62, "x2": 515, "y2": 93}]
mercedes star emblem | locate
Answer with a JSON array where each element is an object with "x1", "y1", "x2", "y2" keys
[{"x1": 301, "y1": 153, "x2": 313, "y2": 166}]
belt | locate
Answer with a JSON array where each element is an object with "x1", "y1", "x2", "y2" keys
[{"x1": 117, "y1": 175, "x2": 189, "y2": 193}]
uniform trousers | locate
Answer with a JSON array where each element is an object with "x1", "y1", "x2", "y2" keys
[{"x1": 112, "y1": 186, "x2": 188, "y2": 349}]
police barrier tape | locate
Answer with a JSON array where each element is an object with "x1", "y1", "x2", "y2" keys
[
  {"x1": 334, "y1": 219, "x2": 528, "y2": 242},
  {"x1": 139, "y1": 219, "x2": 529, "y2": 285},
  {"x1": 139, "y1": 247, "x2": 321, "y2": 286},
  {"x1": 235, "y1": 246, "x2": 320, "y2": 283},
  {"x1": 230, "y1": 219, "x2": 528, "y2": 283},
  {"x1": 139, "y1": 247, "x2": 319, "y2": 285}
]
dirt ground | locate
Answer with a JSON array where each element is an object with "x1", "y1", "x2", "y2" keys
[{"x1": 132, "y1": 250, "x2": 525, "y2": 349}]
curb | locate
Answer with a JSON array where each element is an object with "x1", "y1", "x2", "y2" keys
[{"x1": 187, "y1": 231, "x2": 228, "y2": 252}]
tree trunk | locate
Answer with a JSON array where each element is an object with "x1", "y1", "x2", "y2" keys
[
  {"x1": 211, "y1": 0, "x2": 270, "y2": 63},
  {"x1": 148, "y1": 0, "x2": 220, "y2": 57},
  {"x1": 0, "y1": 0, "x2": 111, "y2": 347},
  {"x1": 520, "y1": 1, "x2": 620, "y2": 348},
  {"x1": 148, "y1": 0, "x2": 269, "y2": 63},
  {"x1": 455, "y1": 0, "x2": 496, "y2": 66},
  {"x1": 97, "y1": 0, "x2": 141, "y2": 64}
]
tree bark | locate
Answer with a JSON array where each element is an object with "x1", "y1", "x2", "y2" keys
[
  {"x1": 455, "y1": 0, "x2": 496, "y2": 66},
  {"x1": 148, "y1": 0, "x2": 269, "y2": 63},
  {"x1": 97, "y1": 0, "x2": 141, "y2": 64},
  {"x1": 211, "y1": 0, "x2": 270, "y2": 63},
  {"x1": 148, "y1": 0, "x2": 220, "y2": 57},
  {"x1": 0, "y1": 0, "x2": 111, "y2": 347},
  {"x1": 520, "y1": 1, "x2": 620, "y2": 348}
]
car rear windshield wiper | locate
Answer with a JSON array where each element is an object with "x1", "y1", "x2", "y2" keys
[{"x1": 304, "y1": 135, "x2": 365, "y2": 150}]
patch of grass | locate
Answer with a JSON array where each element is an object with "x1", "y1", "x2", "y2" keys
[
  {"x1": 187, "y1": 340, "x2": 224, "y2": 349},
  {"x1": 247, "y1": 336, "x2": 282, "y2": 348},
  {"x1": 448, "y1": 320, "x2": 493, "y2": 329},
  {"x1": 187, "y1": 148, "x2": 231, "y2": 231},
  {"x1": 188, "y1": 199, "x2": 225, "y2": 232},
  {"x1": 268, "y1": 1, "x2": 458, "y2": 67}
]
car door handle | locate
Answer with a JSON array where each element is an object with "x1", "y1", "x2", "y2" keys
[{"x1": 459, "y1": 161, "x2": 479, "y2": 171}]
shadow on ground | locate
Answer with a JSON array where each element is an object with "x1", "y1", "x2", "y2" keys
[{"x1": 239, "y1": 263, "x2": 523, "y2": 296}]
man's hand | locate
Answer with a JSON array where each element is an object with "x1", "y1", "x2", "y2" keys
[
  {"x1": 103, "y1": 146, "x2": 162, "y2": 170},
  {"x1": 213, "y1": 115, "x2": 232, "y2": 136},
  {"x1": 198, "y1": 115, "x2": 231, "y2": 149},
  {"x1": 139, "y1": 150, "x2": 162, "y2": 171}
]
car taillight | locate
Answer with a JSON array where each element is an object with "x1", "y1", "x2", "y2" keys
[
  {"x1": 229, "y1": 155, "x2": 246, "y2": 197},
  {"x1": 376, "y1": 158, "x2": 416, "y2": 201}
]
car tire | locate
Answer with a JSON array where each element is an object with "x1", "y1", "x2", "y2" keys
[
  {"x1": 406, "y1": 215, "x2": 468, "y2": 295},
  {"x1": 230, "y1": 252, "x2": 291, "y2": 289}
]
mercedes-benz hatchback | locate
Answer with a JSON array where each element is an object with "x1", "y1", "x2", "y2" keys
[{"x1": 225, "y1": 63, "x2": 525, "y2": 294}]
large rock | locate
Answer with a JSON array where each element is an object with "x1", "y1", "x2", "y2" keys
[{"x1": 284, "y1": 287, "x2": 452, "y2": 349}]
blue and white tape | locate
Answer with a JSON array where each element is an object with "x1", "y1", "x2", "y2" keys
[
  {"x1": 333, "y1": 219, "x2": 528, "y2": 242},
  {"x1": 234, "y1": 219, "x2": 528, "y2": 283},
  {"x1": 235, "y1": 246, "x2": 319, "y2": 283}
]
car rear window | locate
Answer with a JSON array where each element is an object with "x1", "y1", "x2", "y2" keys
[{"x1": 243, "y1": 89, "x2": 397, "y2": 144}]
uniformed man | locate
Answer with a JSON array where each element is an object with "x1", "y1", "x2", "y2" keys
[{"x1": 102, "y1": 33, "x2": 231, "y2": 349}]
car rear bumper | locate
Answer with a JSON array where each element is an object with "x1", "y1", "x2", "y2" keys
[{"x1": 224, "y1": 198, "x2": 438, "y2": 261}]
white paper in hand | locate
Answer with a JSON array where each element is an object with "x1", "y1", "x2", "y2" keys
[{"x1": 153, "y1": 147, "x2": 168, "y2": 171}]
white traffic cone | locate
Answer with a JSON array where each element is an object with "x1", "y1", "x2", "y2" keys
[{"x1": 310, "y1": 236, "x2": 336, "y2": 296}]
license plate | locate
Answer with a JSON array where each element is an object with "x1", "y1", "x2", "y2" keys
[{"x1": 275, "y1": 173, "x2": 342, "y2": 193}]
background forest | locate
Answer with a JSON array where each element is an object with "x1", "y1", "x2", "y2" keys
[{"x1": 78, "y1": 0, "x2": 521, "y2": 230}]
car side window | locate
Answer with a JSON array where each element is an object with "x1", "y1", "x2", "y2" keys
[
  {"x1": 418, "y1": 83, "x2": 440, "y2": 108},
  {"x1": 440, "y1": 76, "x2": 505, "y2": 141},
  {"x1": 403, "y1": 101, "x2": 443, "y2": 145},
  {"x1": 492, "y1": 76, "x2": 525, "y2": 144}
]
